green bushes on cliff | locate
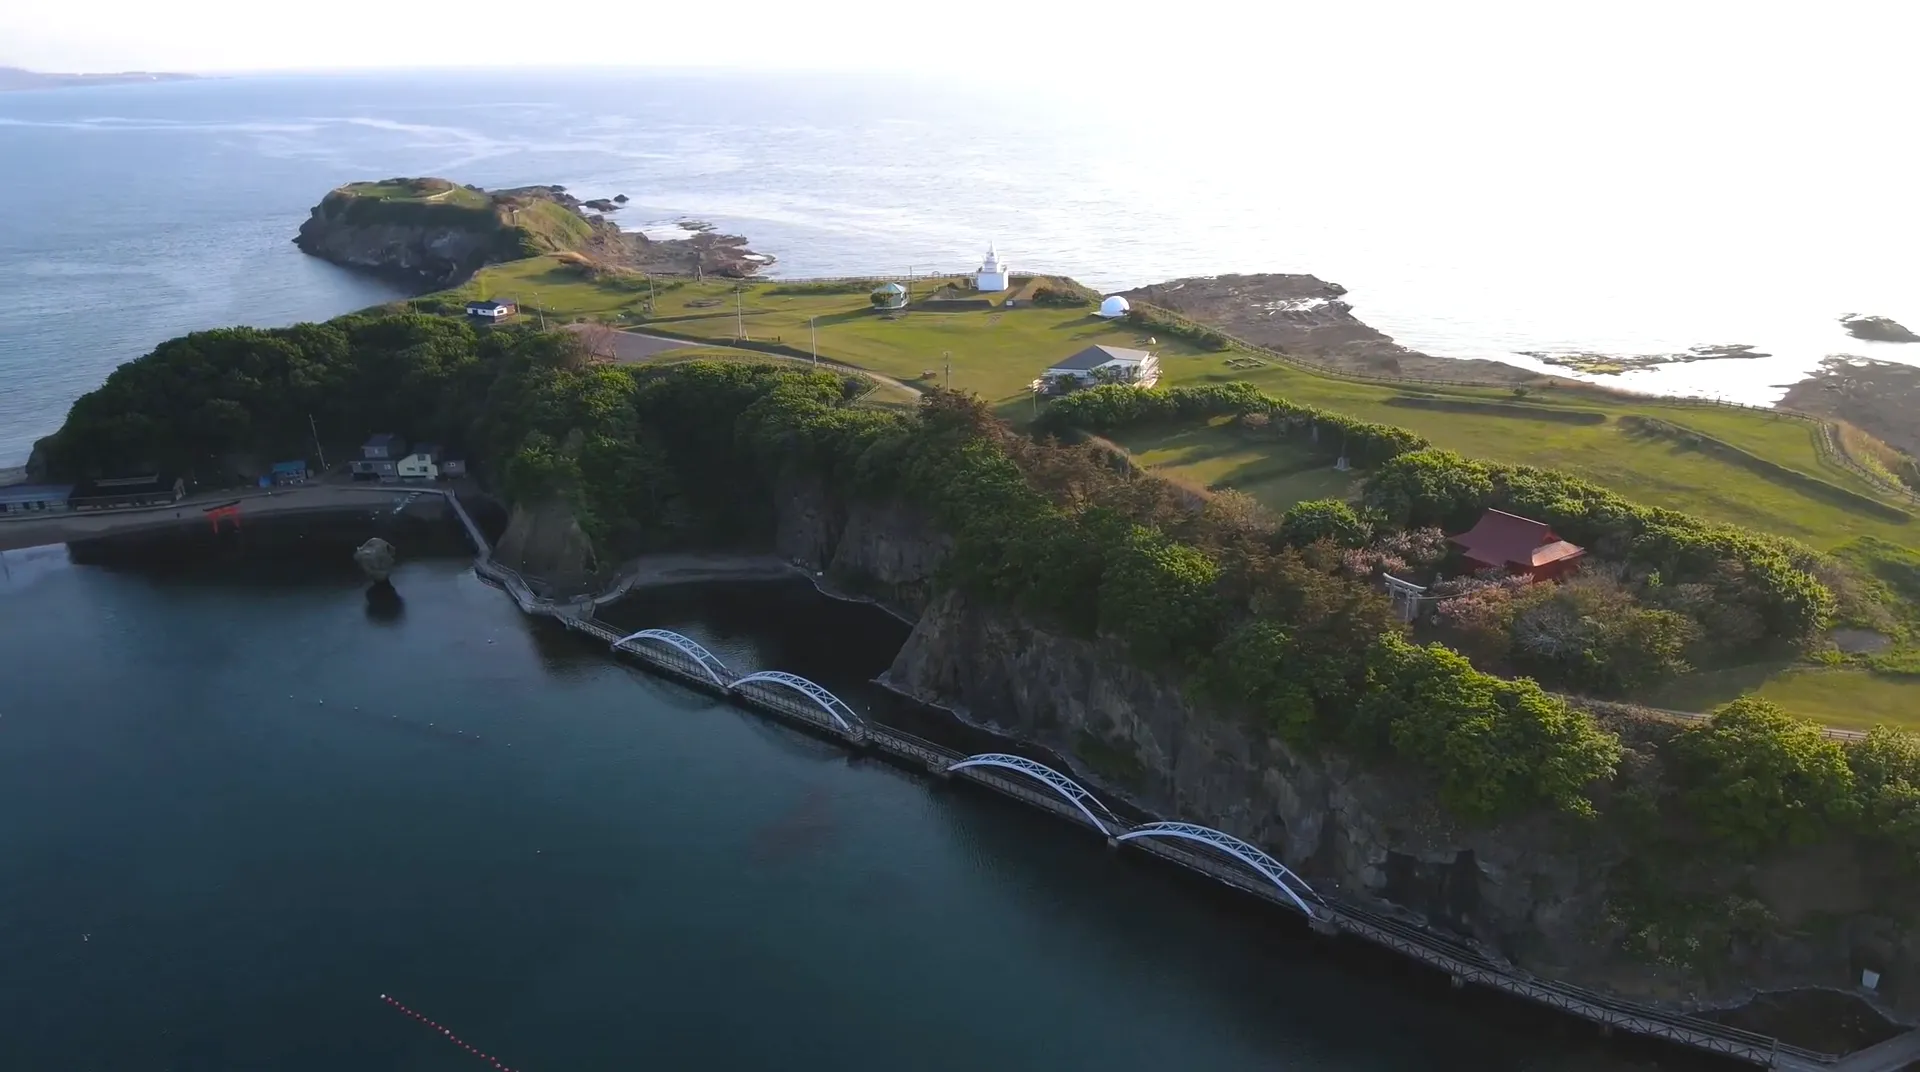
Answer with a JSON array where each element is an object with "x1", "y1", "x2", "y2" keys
[
  {"x1": 1354, "y1": 634, "x2": 1622, "y2": 820},
  {"x1": 1123, "y1": 302, "x2": 1230, "y2": 350},
  {"x1": 43, "y1": 319, "x2": 1917, "y2": 844}
]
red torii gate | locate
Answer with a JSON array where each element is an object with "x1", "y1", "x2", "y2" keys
[{"x1": 204, "y1": 501, "x2": 242, "y2": 533}]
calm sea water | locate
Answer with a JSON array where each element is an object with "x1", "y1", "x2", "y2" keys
[
  {"x1": 3, "y1": 68, "x2": 1915, "y2": 467},
  {"x1": 0, "y1": 534, "x2": 1687, "y2": 1070}
]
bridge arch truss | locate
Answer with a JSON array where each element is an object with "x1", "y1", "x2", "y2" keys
[
  {"x1": 612, "y1": 629, "x2": 735, "y2": 689},
  {"x1": 728, "y1": 671, "x2": 864, "y2": 737},
  {"x1": 944, "y1": 754, "x2": 1122, "y2": 837},
  {"x1": 1115, "y1": 821, "x2": 1323, "y2": 918}
]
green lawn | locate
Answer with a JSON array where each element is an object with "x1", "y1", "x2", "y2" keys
[
  {"x1": 337, "y1": 177, "x2": 489, "y2": 207},
  {"x1": 448, "y1": 256, "x2": 649, "y2": 320},
  {"x1": 643, "y1": 276, "x2": 1214, "y2": 407},
  {"x1": 1167, "y1": 356, "x2": 1916, "y2": 553},
  {"x1": 639, "y1": 346, "x2": 922, "y2": 410},
  {"x1": 1112, "y1": 419, "x2": 1364, "y2": 510},
  {"x1": 1644, "y1": 664, "x2": 1920, "y2": 732}
]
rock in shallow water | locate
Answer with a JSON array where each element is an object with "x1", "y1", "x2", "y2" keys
[{"x1": 354, "y1": 537, "x2": 396, "y2": 582}]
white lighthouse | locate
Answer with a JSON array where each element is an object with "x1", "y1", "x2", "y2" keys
[{"x1": 975, "y1": 243, "x2": 1011, "y2": 292}]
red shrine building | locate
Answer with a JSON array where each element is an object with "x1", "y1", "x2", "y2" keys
[{"x1": 1450, "y1": 509, "x2": 1586, "y2": 582}]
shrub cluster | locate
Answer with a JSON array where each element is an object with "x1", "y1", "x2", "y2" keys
[
  {"x1": 1123, "y1": 303, "x2": 1231, "y2": 350},
  {"x1": 1030, "y1": 285, "x2": 1091, "y2": 308},
  {"x1": 1363, "y1": 449, "x2": 1835, "y2": 644}
]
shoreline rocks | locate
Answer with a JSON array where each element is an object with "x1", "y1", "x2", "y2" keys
[
  {"x1": 1841, "y1": 315, "x2": 1920, "y2": 344},
  {"x1": 1118, "y1": 273, "x2": 1538, "y2": 383},
  {"x1": 1519, "y1": 343, "x2": 1772, "y2": 375}
]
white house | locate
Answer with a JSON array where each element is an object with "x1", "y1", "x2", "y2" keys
[
  {"x1": 1098, "y1": 295, "x2": 1131, "y2": 319},
  {"x1": 397, "y1": 443, "x2": 441, "y2": 481},
  {"x1": 1041, "y1": 344, "x2": 1160, "y2": 392},
  {"x1": 871, "y1": 281, "x2": 908, "y2": 310},
  {"x1": 975, "y1": 243, "x2": 1011, "y2": 292},
  {"x1": 465, "y1": 299, "x2": 517, "y2": 321}
]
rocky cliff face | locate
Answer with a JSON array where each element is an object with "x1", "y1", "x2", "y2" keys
[
  {"x1": 764, "y1": 476, "x2": 1918, "y2": 1028},
  {"x1": 772, "y1": 475, "x2": 949, "y2": 616},
  {"x1": 879, "y1": 588, "x2": 1920, "y2": 1021},
  {"x1": 494, "y1": 499, "x2": 596, "y2": 584},
  {"x1": 293, "y1": 203, "x2": 502, "y2": 289}
]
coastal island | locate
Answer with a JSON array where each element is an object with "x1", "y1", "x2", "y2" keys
[
  {"x1": 292, "y1": 176, "x2": 765, "y2": 288},
  {"x1": 18, "y1": 176, "x2": 1920, "y2": 1063},
  {"x1": 0, "y1": 65, "x2": 199, "y2": 91}
]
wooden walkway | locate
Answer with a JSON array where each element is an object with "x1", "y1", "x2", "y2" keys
[{"x1": 415, "y1": 486, "x2": 1898, "y2": 1070}]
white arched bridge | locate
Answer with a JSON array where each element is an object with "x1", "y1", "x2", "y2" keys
[
  {"x1": 611, "y1": 629, "x2": 867, "y2": 741},
  {"x1": 605, "y1": 627, "x2": 1325, "y2": 919}
]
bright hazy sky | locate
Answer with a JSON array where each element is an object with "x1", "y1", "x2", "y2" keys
[{"x1": 4, "y1": 0, "x2": 1916, "y2": 103}]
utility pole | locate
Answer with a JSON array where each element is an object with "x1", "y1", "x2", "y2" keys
[
  {"x1": 943, "y1": 350, "x2": 952, "y2": 391},
  {"x1": 735, "y1": 284, "x2": 744, "y2": 341},
  {"x1": 307, "y1": 413, "x2": 329, "y2": 473},
  {"x1": 647, "y1": 274, "x2": 655, "y2": 316},
  {"x1": 810, "y1": 315, "x2": 818, "y2": 365}
]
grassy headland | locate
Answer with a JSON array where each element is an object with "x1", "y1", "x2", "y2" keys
[{"x1": 421, "y1": 256, "x2": 1920, "y2": 726}]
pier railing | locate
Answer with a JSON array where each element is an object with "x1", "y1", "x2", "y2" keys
[{"x1": 419, "y1": 485, "x2": 1856, "y2": 1069}]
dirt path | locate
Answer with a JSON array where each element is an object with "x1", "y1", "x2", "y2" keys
[{"x1": 610, "y1": 328, "x2": 925, "y2": 401}]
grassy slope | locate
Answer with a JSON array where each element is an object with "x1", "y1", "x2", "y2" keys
[
  {"x1": 329, "y1": 182, "x2": 591, "y2": 260},
  {"x1": 449, "y1": 258, "x2": 1920, "y2": 724},
  {"x1": 1171, "y1": 357, "x2": 1915, "y2": 551},
  {"x1": 448, "y1": 265, "x2": 1211, "y2": 402}
]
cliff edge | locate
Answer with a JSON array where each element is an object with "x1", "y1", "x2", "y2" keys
[
  {"x1": 293, "y1": 177, "x2": 596, "y2": 288},
  {"x1": 762, "y1": 475, "x2": 1916, "y2": 1041},
  {"x1": 293, "y1": 177, "x2": 770, "y2": 289}
]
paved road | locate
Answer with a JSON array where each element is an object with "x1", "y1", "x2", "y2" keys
[
  {"x1": 594, "y1": 330, "x2": 695, "y2": 363},
  {"x1": 0, "y1": 484, "x2": 432, "y2": 553}
]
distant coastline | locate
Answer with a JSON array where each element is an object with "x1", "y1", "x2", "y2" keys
[{"x1": 0, "y1": 66, "x2": 199, "y2": 92}]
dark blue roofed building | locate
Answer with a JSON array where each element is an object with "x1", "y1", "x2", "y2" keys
[
  {"x1": 352, "y1": 434, "x2": 403, "y2": 480},
  {"x1": 361, "y1": 434, "x2": 401, "y2": 460}
]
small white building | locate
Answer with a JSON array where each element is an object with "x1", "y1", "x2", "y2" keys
[
  {"x1": 1098, "y1": 294, "x2": 1131, "y2": 319},
  {"x1": 871, "y1": 282, "x2": 908, "y2": 310},
  {"x1": 397, "y1": 443, "x2": 441, "y2": 481},
  {"x1": 466, "y1": 299, "x2": 518, "y2": 321},
  {"x1": 1041, "y1": 344, "x2": 1160, "y2": 392},
  {"x1": 975, "y1": 243, "x2": 1011, "y2": 292}
]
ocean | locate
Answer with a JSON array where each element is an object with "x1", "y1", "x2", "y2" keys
[
  {"x1": 2, "y1": 67, "x2": 1916, "y2": 467},
  {"x1": 0, "y1": 537, "x2": 1668, "y2": 1070}
]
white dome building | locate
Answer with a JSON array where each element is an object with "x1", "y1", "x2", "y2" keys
[
  {"x1": 871, "y1": 281, "x2": 908, "y2": 310},
  {"x1": 975, "y1": 243, "x2": 1011, "y2": 292},
  {"x1": 1097, "y1": 295, "x2": 1131, "y2": 319}
]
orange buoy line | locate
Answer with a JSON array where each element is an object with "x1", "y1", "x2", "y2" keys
[{"x1": 380, "y1": 993, "x2": 522, "y2": 1071}]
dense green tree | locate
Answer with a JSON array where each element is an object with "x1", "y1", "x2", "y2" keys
[
  {"x1": 1279, "y1": 499, "x2": 1370, "y2": 549},
  {"x1": 1848, "y1": 726, "x2": 1920, "y2": 868},
  {"x1": 1356, "y1": 633, "x2": 1621, "y2": 819},
  {"x1": 1672, "y1": 698, "x2": 1859, "y2": 853}
]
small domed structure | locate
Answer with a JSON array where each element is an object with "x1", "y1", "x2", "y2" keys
[
  {"x1": 871, "y1": 281, "x2": 908, "y2": 310},
  {"x1": 1098, "y1": 295, "x2": 1131, "y2": 319}
]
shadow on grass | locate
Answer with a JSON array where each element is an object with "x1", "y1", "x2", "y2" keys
[
  {"x1": 1635, "y1": 660, "x2": 1798, "y2": 713},
  {"x1": 1620, "y1": 417, "x2": 1913, "y2": 524},
  {"x1": 1384, "y1": 395, "x2": 1610, "y2": 424}
]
